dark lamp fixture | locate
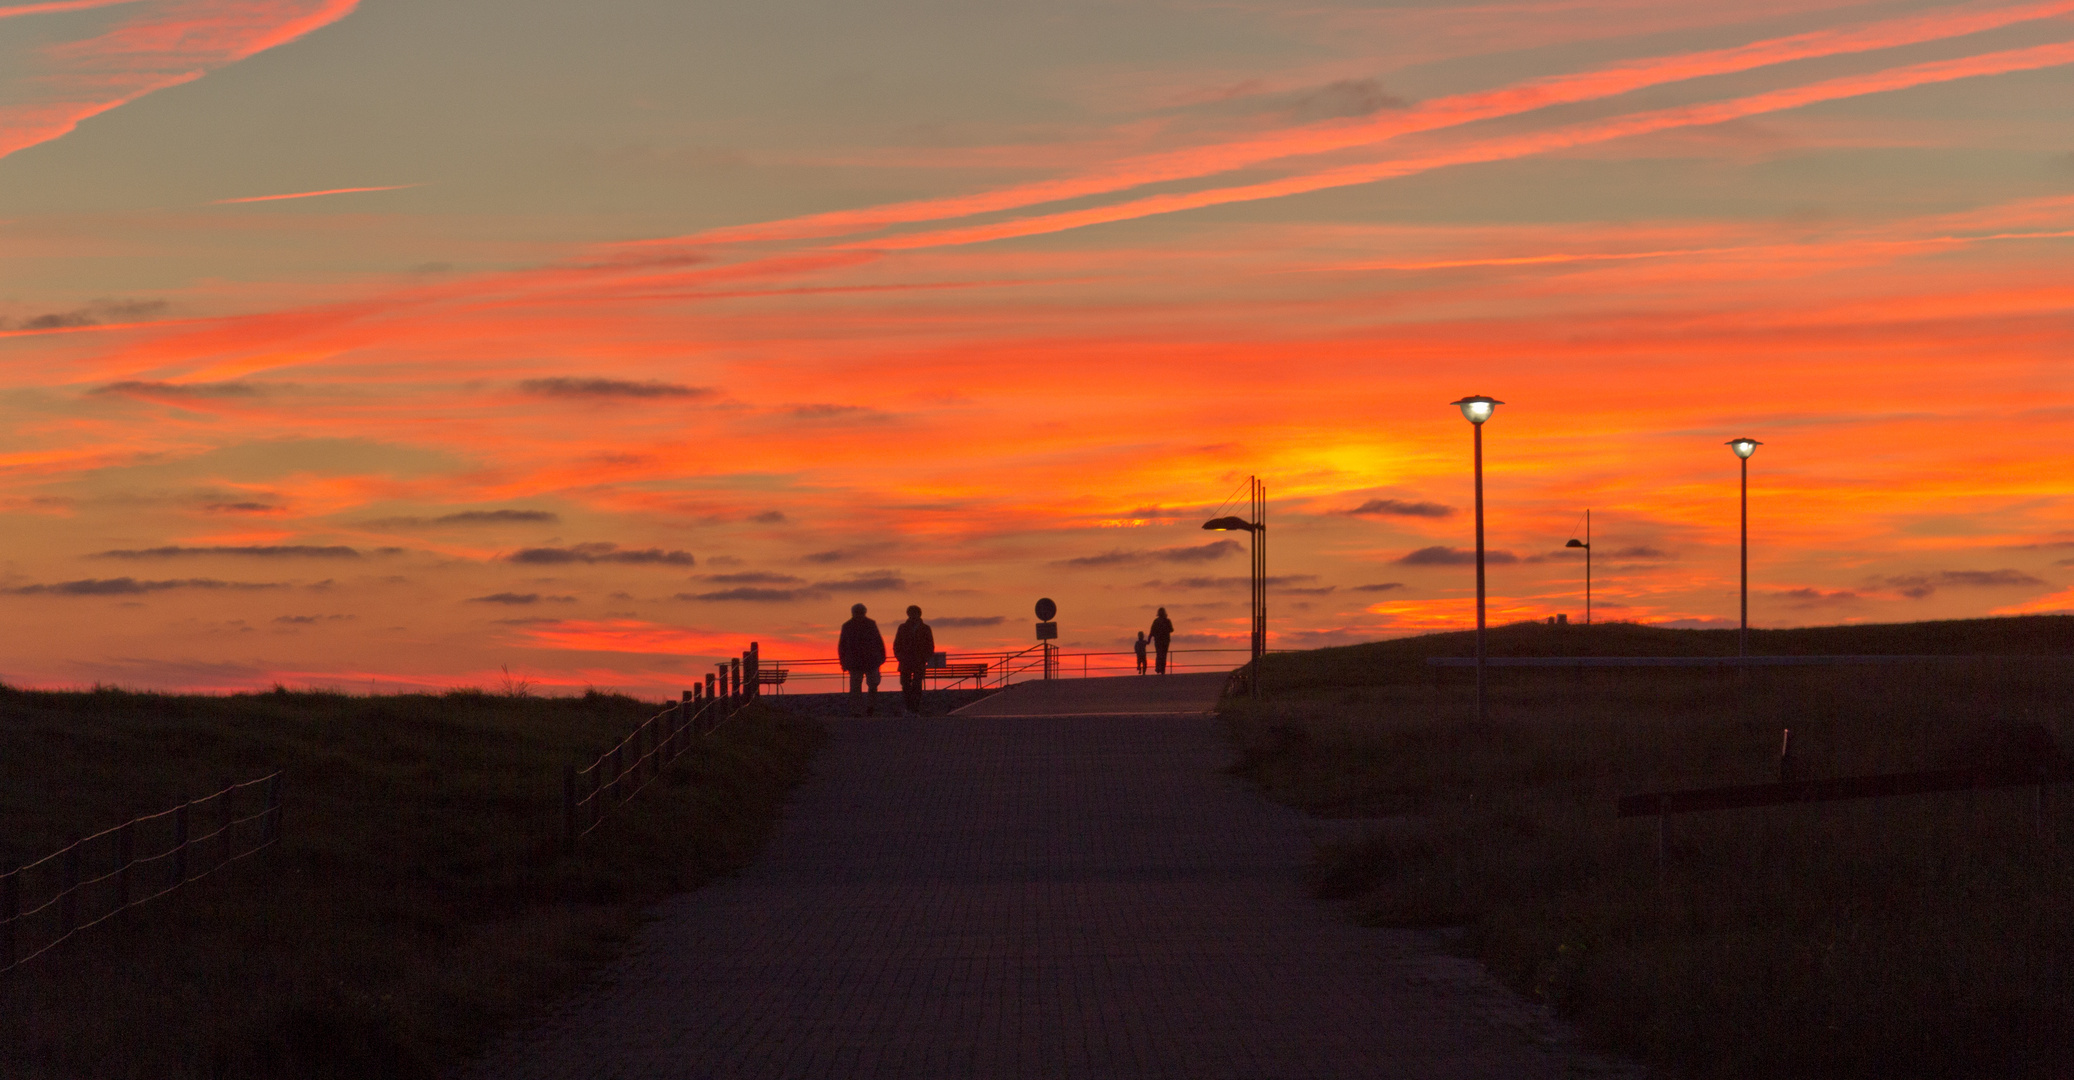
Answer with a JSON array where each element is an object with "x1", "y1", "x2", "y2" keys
[
  {"x1": 1202, "y1": 515, "x2": 1260, "y2": 532},
  {"x1": 1565, "y1": 538, "x2": 1587, "y2": 548}
]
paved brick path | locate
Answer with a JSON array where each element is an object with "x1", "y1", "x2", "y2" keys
[{"x1": 466, "y1": 710, "x2": 1642, "y2": 1079}]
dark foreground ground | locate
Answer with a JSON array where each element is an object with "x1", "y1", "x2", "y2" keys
[{"x1": 1229, "y1": 615, "x2": 2074, "y2": 1079}]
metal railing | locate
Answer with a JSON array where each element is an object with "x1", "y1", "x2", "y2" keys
[
  {"x1": 754, "y1": 647, "x2": 1257, "y2": 691},
  {"x1": 1, "y1": 773, "x2": 283, "y2": 975}
]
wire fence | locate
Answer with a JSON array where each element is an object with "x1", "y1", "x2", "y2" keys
[
  {"x1": 563, "y1": 643, "x2": 765, "y2": 853},
  {"x1": 1, "y1": 772, "x2": 283, "y2": 976}
]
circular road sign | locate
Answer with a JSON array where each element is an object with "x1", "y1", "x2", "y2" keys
[{"x1": 1034, "y1": 597, "x2": 1057, "y2": 621}]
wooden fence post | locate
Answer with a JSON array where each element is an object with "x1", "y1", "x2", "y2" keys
[
  {"x1": 679, "y1": 691, "x2": 693, "y2": 758},
  {"x1": 172, "y1": 797, "x2": 190, "y2": 885},
  {"x1": 748, "y1": 642, "x2": 760, "y2": 701},
  {"x1": 2, "y1": 868, "x2": 15, "y2": 969},
  {"x1": 59, "y1": 835, "x2": 80, "y2": 940},
  {"x1": 705, "y1": 674, "x2": 718, "y2": 730},
  {"x1": 116, "y1": 820, "x2": 134, "y2": 909},
  {"x1": 730, "y1": 657, "x2": 742, "y2": 707},
  {"x1": 562, "y1": 765, "x2": 577, "y2": 858}
]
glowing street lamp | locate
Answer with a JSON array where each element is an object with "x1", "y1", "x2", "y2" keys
[
  {"x1": 1203, "y1": 476, "x2": 1266, "y2": 698},
  {"x1": 1566, "y1": 509, "x2": 1590, "y2": 626},
  {"x1": 1450, "y1": 395, "x2": 1502, "y2": 721},
  {"x1": 1726, "y1": 437, "x2": 1761, "y2": 658}
]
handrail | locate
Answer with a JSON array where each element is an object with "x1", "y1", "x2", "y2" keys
[{"x1": 756, "y1": 647, "x2": 1257, "y2": 688}]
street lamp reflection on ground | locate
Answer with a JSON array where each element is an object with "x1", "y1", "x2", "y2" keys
[
  {"x1": 1726, "y1": 438, "x2": 1761, "y2": 658},
  {"x1": 1566, "y1": 509, "x2": 1590, "y2": 626},
  {"x1": 1450, "y1": 395, "x2": 1502, "y2": 722},
  {"x1": 1203, "y1": 476, "x2": 1266, "y2": 698}
]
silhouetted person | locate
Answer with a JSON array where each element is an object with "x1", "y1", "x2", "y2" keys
[
  {"x1": 838, "y1": 603, "x2": 886, "y2": 715},
  {"x1": 894, "y1": 604, "x2": 935, "y2": 717},
  {"x1": 1149, "y1": 608, "x2": 1174, "y2": 674},
  {"x1": 1134, "y1": 631, "x2": 1149, "y2": 675}
]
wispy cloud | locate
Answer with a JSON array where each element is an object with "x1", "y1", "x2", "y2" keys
[
  {"x1": 1881, "y1": 568, "x2": 2046, "y2": 599},
  {"x1": 1395, "y1": 546, "x2": 1518, "y2": 566},
  {"x1": 507, "y1": 543, "x2": 693, "y2": 566},
  {"x1": 517, "y1": 378, "x2": 714, "y2": 399},
  {"x1": 0, "y1": 0, "x2": 363, "y2": 163},
  {"x1": 929, "y1": 615, "x2": 1005, "y2": 627},
  {"x1": 1344, "y1": 498, "x2": 1453, "y2": 518},
  {"x1": 8, "y1": 577, "x2": 286, "y2": 595},
  {"x1": 1059, "y1": 540, "x2": 1241, "y2": 567},
  {"x1": 93, "y1": 545, "x2": 359, "y2": 558},
  {"x1": 468, "y1": 592, "x2": 575, "y2": 605}
]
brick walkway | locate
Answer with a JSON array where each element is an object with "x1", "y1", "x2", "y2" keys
[{"x1": 465, "y1": 712, "x2": 1642, "y2": 1079}]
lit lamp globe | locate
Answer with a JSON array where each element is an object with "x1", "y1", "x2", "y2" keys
[
  {"x1": 1452, "y1": 395, "x2": 1502, "y2": 424},
  {"x1": 1727, "y1": 437, "x2": 1761, "y2": 459}
]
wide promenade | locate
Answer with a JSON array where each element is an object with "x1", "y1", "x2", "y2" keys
[{"x1": 467, "y1": 674, "x2": 1639, "y2": 1078}]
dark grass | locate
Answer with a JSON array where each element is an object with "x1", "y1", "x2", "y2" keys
[
  {"x1": 1226, "y1": 615, "x2": 2074, "y2": 1080},
  {"x1": 0, "y1": 686, "x2": 824, "y2": 1079}
]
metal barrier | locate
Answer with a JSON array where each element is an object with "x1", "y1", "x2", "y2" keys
[
  {"x1": 0, "y1": 772, "x2": 283, "y2": 975},
  {"x1": 756, "y1": 647, "x2": 1258, "y2": 691}
]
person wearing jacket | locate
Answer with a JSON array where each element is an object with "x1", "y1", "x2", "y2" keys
[
  {"x1": 1149, "y1": 608, "x2": 1174, "y2": 674},
  {"x1": 838, "y1": 603, "x2": 887, "y2": 715},
  {"x1": 893, "y1": 605, "x2": 935, "y2": 717}
]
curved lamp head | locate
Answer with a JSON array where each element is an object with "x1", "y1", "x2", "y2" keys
[
  {"x1": 1450, "y1": 395, "x2": 1503, "y2": 425},
  {"x1": 1565, "y1": 538, "x2": 1588, "y2": 549},
  {"x1": 1726, "y1": 437, "x2": 1762, "y2": 460},
  {"x1": 1203, "y1": 515, "x2": 1259, "y2": 533}
]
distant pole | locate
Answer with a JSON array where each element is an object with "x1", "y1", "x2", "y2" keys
[
  {"x1": 1585, "y1": 509, "x2": 1591, "y2": 626},
  {"x1": 1255, "y1": 477, "x2": 1266, "y2": 700}
]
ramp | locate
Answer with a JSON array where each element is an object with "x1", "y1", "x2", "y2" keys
[{"x1": 950, "y1": 670, "x2": 1230, "y2": 717}]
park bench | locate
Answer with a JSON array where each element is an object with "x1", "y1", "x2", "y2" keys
[
  {"x1": 755, "y1": 665, "x2": 788, "y2": 688},
  {"x1": 925, "y1": 661, "x2": 988, "y2": 689}
]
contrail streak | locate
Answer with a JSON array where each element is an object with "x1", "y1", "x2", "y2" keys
[
  {"x1": 669, "y1": 0, "x2": 2074, "y2": 247},
  {"x1": 212, "y1": 184, "x2": 421, "y2": 205},
  {"x1": 858, "y1": 38, "x2": 2074, "y2": 250}
]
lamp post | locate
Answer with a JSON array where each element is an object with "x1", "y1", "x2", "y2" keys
[
  {"x1": 1566, "y1": 509, "x2": 1590, "y2": 626},
  {"x1": 1203, "y1": 476, "x2": 1266, "y2": 699},
  {"x1": 1451, "y1": 396, "x2": 1502, "y2": 722},
  {"x1": 1726, "y1": 438, "x2": 1761, "y2": 658}
]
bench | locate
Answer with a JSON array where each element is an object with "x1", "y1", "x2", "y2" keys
[
  {"x1": 925, "y1": 662, "x2": 988, "y2": 689},
  {"x1": 755, "y1": 666, "x2": 788, "y2": 687}
]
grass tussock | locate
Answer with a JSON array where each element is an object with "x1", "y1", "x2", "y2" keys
[
  {"x1": 0, "y1": 686, "x2": 823, "y2": 1079},
  {"x1": 1229, "y1": 615, "x2": 2074, "y2": 1080}
]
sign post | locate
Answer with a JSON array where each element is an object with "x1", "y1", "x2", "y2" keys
[{"x1": 1034, "y1": 598, "x2": 1058, "y2": 680}]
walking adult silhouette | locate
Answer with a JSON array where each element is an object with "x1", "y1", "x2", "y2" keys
[
  {"x1": 893, "y1": 605, "x2": 935, "y2": 717},
  {"x1": 838, "y1": 603, "x2": 886, "y2": 715},
  {"x1": 1148, "y1": 608, "x2": 1174, "y2": 674}
]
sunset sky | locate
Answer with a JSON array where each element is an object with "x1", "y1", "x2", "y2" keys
[{"x1": 2, "y1": 0, "x2": 2072, "y2": 694}]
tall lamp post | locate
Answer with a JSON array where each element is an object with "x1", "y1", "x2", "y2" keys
[
  {"x1": 1726, "y1": 438, "x2": 1761, "y2": 658},
  {"x1": 1203, "y1": 476, "x2": 1266, "y2": 699},
  {"x1": 1566, "y1": 509, "x2": 1590, "y2": 626},
  {"x1": 1451, "y1": 396, "x2": 1502, "y2": 722}
]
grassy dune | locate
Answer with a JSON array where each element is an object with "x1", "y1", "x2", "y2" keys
[
  {"x1": 1227, "y1": 615, "x2": 2074, "y2": 1079},
  {"x1": 0, "y1": 686, "x2": 823, "y2": 1079}
]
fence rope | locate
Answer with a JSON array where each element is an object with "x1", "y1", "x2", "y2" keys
[{"x1": 0, "y1": 771, "x2": 281, "y2": 976}]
